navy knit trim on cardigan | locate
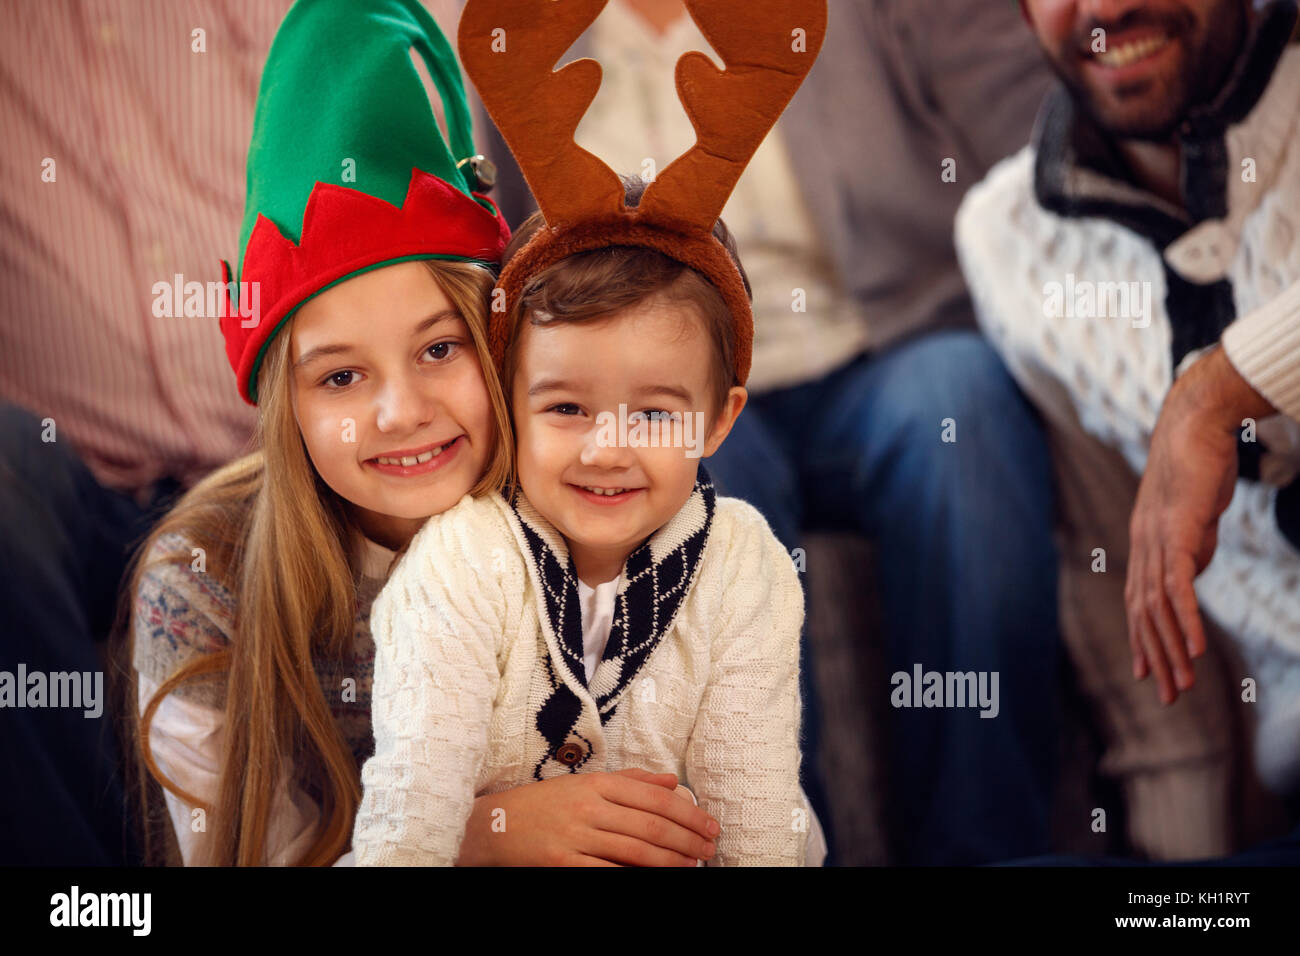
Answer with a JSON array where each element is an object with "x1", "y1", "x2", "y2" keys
[{"x1": 507, "y1": 468, "x2": 718, "y2": 779}]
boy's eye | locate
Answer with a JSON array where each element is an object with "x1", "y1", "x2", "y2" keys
[
  {"x1": 629, "y1": 408, "x2": 681, "y2": 423},
  {"x1": 322, "y1": 370, "x2": 358, "y2": 389}
]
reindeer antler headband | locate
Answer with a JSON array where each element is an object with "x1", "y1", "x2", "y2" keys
[{"x1": 459, "y1": 0, "x2": 828, "y2": 385}]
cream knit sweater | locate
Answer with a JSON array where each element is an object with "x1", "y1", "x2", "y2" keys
[
  {"x1": 353, "y1": 488, "x2": 807, "y2": 866},
  {"x1": 956, "y1": 49, "x2": 1300, "y2": 796}
]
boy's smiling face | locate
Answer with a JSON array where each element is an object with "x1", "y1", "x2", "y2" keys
[{"x1": 512, "y1": 294, "x2": 746, "y2": 585}]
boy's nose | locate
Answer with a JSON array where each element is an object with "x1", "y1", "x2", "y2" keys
[{"x1": 580, "y1": 423, "x2": 635, "y2": 469}]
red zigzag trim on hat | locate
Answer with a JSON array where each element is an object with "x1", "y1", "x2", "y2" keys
[{"x1": 221, "y1": 167, "x2": 509, "y2": 404}]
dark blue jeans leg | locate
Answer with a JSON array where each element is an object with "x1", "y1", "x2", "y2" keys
[
  {"x1": 702, "y1": 403, "x2": 835, "y2": 859},
  {"x1": 701, "y1": 401, "x2": 802, "y2": 553},
  {"x1": 796, "y1": 331, "x2": 1061, "y2": 864},
  {"x1": 0, "y1": 404, "x2": 155, "y2": 864}
]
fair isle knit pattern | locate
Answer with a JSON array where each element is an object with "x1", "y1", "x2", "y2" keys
[
  {"x1": 132, "y1": 532, "x2": 383, "y2": 770},
  {"x1": 354, "y1": 481, "x2": 807, "y2": 866},
  {"x1": 955, "y1": 49, "x2": 1300, "y2": 796}
]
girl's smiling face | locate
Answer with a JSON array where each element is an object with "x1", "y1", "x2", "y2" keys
[{"x1": 290, "y1": 261, "x2": 496, "y2": 549}]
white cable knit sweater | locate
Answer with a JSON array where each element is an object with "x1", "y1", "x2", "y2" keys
[
  {"x1": 353, "y1": 482, "x2": 807, "y2": 866},
  {"x1": 956, "y1": 48, "x2": 1300, "y2": 796}
]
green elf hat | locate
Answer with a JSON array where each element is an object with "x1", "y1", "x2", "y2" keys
[{"x1": 220, "y1": 0, "x2": 509, "y2": 404}]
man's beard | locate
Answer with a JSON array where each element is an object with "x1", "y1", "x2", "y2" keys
[{"x1": 1045, "y1": 2, "x2": 1247, "y2": 142}]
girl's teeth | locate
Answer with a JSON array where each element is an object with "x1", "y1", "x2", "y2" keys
[
  {"x1": 375, "y1": 442, "x2": 449, "y2": 466},
  {"x1": 585, "y1": 486, "x2": 627, "y2": 496}
]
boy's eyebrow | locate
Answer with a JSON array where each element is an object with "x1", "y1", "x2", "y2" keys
[
  {"x1": 527, "y1": 380, "x2": 697, "y2": 402},
  {"x1": 527, "y1": 377, "x2": 577, "y2": 397},
  {"x1": 294, "y1": 310, "x2": 461, "y2": 369},
  {"x1": 634, "y1": 384, "x2": 695, "y2": 404}
]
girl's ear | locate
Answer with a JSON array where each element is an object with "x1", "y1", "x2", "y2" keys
[{"x1": 702, "y1": 386, "x2": 748, "y2": 459}]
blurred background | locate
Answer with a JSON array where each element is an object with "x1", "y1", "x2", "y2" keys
[{"x1": 2, "y1": 0, "x2": 1294, "y2": 866}]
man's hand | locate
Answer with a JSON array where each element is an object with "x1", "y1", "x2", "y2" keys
[
  {"x1": 1126, "y1": 346, "x2": 1275, "y2": 704},
  {"x1": 457, "y1": 769, "x2": 719, "y2": 866}
]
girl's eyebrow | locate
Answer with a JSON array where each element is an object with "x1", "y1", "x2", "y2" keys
[
  {"x1": 294, "y1": 342, "x2": 355, "y2": 370},
  {"x1": 414, "y1": 309, "x2": 462, "y2": 334},
  {"x1": 294, "y1": 310, "x2": 463, "y2": 369}
]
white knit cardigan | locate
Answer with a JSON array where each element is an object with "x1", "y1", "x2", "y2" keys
[
  {"x1": 352, "y1": 487, "x2": 807, "y2": 866},
  {"x1": 956, "y1": 49, "x2": 1300, "y2": 796}
]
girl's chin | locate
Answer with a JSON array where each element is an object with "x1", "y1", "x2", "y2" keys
[
  {"x1": 359, "y1": 493, "x2": 459, "y2": 522},
  {"x1": 344, "y1": 488, "x2": 467, "y2": 538}
]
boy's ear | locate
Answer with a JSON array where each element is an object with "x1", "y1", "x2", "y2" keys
[{"x1": 702, "y1": 386, "x2": 748, "y2": 459}]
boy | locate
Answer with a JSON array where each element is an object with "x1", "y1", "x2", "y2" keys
[{"x1": 354, "y1": 184, "x2": 811, "y2": 865}]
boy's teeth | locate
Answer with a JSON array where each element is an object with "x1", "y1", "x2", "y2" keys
[{"x1": 1094, "y1": 34, "x2": 1168, "y2": 68}]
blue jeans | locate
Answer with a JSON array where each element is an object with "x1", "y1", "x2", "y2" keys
[
  {"x1": 0, "y1": 404, "x2": 172, "y2": 865},
  {"x1": 1011, "y1": 813, "x2": 1300, "y2": 866},
  {"x1": 706, "y1": 331, "x2": 1061, "y2": 864}
]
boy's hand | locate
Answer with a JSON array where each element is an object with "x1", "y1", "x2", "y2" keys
[{"x1": 457, "y1": 769, "x2": 719, "y2": 866}]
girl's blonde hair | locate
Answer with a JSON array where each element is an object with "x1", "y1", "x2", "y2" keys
[{"x1": 120, "y1": 260, "x2": 511, "y2": 866}]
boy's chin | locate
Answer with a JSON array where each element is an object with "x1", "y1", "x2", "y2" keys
[{"x1": 560, "y1": 520, "x2": 651, "y2": 558}]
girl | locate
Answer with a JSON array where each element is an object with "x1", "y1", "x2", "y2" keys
[{"x1": 125, "y1": 0, "x2": 718, "y2": 867}]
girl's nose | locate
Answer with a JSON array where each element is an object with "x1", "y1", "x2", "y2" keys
[{"x1": 374, "y1": 374, "x2": 436, "y2": 435}]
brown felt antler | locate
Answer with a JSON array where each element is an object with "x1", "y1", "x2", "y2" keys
[
  {"x1": 459, "y1": 0, "x2": 625, "y2": 229},
  {"x1": 459, "y1": 0, "x2": 828, "y2": 384},
  {"x1": 640, "y1": 1, "x2": 829, "y2": 232}
]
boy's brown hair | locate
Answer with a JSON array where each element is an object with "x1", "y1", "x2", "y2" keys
[{"x1": 501, "y1": 177, "x2": 752, "y2": 421}]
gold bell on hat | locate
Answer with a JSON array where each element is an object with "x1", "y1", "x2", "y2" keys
[{"x1": 457, "y1": 153, "x2": 497, "y2": 192}]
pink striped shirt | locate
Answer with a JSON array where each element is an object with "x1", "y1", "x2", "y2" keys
[{"x1": 0, "y1": 0, "x2": 460, "y2": 494}]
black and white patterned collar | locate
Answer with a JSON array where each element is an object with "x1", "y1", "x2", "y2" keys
[{"x1": 505, "y1": 468, "x2": 717, "y2": 777}]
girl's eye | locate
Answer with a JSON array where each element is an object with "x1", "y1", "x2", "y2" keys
[
  {"x1": 322, "y1": 370, "x2": 358, "y2": 389},
  {"x1": 424, "y1": 341, "x2": 458, "y2": 362},
  {"x1": 547, "y1": 403, "x2": 581, "y2": 416}
]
